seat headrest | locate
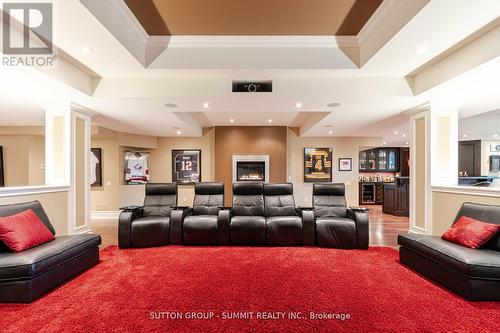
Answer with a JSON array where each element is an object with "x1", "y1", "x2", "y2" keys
[
  {"x1": 195, "y1": 182, "x2": 224, "y2": 195},
  {"x1": 313, "y1": 183, "x2": 345, "y2": 196},
  {"x1": 263, "y1": 183, "x2": 293, "y2": 196},
  {"x1": 145, "y1": 183, "x2": 177, "y2": 196},
  {"x1": 233, "y1": 182, "x2": 264, "y2": 195}
]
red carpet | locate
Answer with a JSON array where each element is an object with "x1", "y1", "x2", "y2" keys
[{"x1": 1, "y1": 246, "x2": 499, "y2": 332}]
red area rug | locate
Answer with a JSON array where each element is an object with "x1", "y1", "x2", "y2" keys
[{"x1": 1, "y1": 246, "x2": 499, "y2": 332}]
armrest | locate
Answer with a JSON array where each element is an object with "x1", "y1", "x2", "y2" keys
[
  {"x1": 217, "y1": 209, "x2": 232, "y2": 245},
  {"x1": 169, "y1": 207, "x2": 193, "y2": 245},
  {"x1": 119, "y1": 205, "x2": 144, "y2": 212},
  {"x1": 118, "y1": 208, "x2": 143, "y2": 249},
  {"x1": 171, "y1": 205, "x2": 190, "y2": 210},
  {"x1": 349, "y1": 206, "x2": 369, "y2": 213},
  {"x1": 299, "y1": 209, "x2": 315, "y2": 246},
  {"x1": 347, "y1": 209, "x2": 369, "y2": 249}
]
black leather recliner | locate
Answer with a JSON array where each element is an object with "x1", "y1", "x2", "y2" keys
[
  {"x1": 0, "y1": 201, "x2": 101, "y2": 303},
  {"x1": 119, "y1": 183, "x2": 177, "y2": 248},
  {"x1": 263, "y1": 183, "x2": 313, "y2": 246},
  {"x1": 313, "y1": 183, "x2": 369, "y2": 249},
  {"x1": 182, "y1": 182, "x2": 229, "y2": 245},
  {"x1": 398, "y1": 202, "x2": 500, "y2": 301},
  {"x1": 230, "y1": 182, "x2": 266, "y2": 245}
]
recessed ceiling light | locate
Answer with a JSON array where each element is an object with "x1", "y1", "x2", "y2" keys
[
  {"x1": 402, "y1": 134, "x2": 406, "y2": 137},
  {"x1": 383, "y1": 142, "x2": 387, "y2": 145},
  {"x1": 268, "y1": 119, "x2": 273, "y2": 123},
  {"x1": 176, "y1": 131, "x2": 182, "y2": 135},
  {"x1": 82, "y1": 47, "x2": 93, "y2": 54},
  {"x1": 405, "y1": 142, "x2": 409, "y2": 145},
  {"x1": 493, "y1": 134, "x2": 498, "y2": 138},
  {"x1": 327, "y1": 102, "x2": 341, "y2": 108},
  {"x1": 394, "y1": 131, "x2": 399, "y2": 135},
  {"x1": 203, "y1": 102, "x2": 210, "y2": 109},
  {"x1": 463, "y1": 134, "x2": 467, "y2": 138},
  {"x1": 295, "y1": 102, "x2": 302, "y2": 108},
  {"x1": 416, "y1": 45, "x2": 427, "y2": 55},
  {"x1": 328, "y1": 130, "x2": 333, "y2": 135},
  {"x1": 230, "y1": 118, "x2": 235, "y2": 123},
  {"x1": 165, "y1": 103, "x2": 178, "y2": 108}
]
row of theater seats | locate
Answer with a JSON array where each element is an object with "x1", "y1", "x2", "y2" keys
[{"x1": 118, "y1": 182, "x2": 369, "y2": 249}]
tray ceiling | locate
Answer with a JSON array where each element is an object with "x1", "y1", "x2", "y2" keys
[{"x1": 124, "y1": 0, "x2": 383, "y2": 36}]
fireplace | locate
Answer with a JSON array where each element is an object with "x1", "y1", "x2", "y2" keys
[
  {"x1": 237, "y1": 161, "x2": 265, "y2": 181},
  {"x1": 232, "y1": 155, "x2": 270, "y2": 183}
]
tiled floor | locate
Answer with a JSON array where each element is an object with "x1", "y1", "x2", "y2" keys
[{"x1": 92, "y1": 205, "x2": 409, "y2": 249}]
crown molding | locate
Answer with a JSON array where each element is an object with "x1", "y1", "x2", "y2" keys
[
  {"x1": 357, "y1": 0, "x2": 400, "y2": 46},
  {"x1": 147, "y1": 35, "x2": 359, "y2": 49}
]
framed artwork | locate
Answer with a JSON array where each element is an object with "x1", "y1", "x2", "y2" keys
[
  {"x1": 172, "y1": 149, "x2": 201, "y2": 184},
  {"x1": 90, "y1": 148, "x2": 102, "y2": 187},
  {"x1": 0, "y1": 146, "x2": 4, "y2": 187},
  {"x1": 124, "y1": 151, "x2": 150, "y2": 184},
  {"x1": 490, "y1": 144, "x2": 500, "y2": 152},
  {"x1": 304, "y1": 147, "x2": 333, "y2": 182},
  {"x1": 339, "y1": 158, "x2": 352, "y2": 172}
]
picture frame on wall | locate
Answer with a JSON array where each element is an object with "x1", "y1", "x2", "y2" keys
[
  {"x1": 338, "y1": 158, "x2": 352, "y2": 172},
  {"x1": 490, "y1": 144, "x2": 500, "y2": 152},
  {"x1": 124, "y1": 151, "x2": 150, "y2": 184},
  {"x1": 172, "y1": 149, "x2": 201, "y2": 184},
  {"x1": 304, "y1": 147, "x2": 333, "y2": 182},
  {"x1": 90, "y1": 148, "x2": 102, "y2": 187}
]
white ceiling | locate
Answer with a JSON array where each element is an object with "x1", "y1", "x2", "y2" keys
[
  {"x1": 459, "y1": 109, "x2": 500, "y2": 141},
  {"x1": 0, "y1": 97, "x2": 45, "y2": 126},
  {"x1": 0, "y1": 0, "x2": 499, "y2": 147}
]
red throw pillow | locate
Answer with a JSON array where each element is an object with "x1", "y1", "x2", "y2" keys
[
  {"x1": 0, "y1": 209, "x2": 55, "y2": 252},
  {"x1": 442, "y1": 216, "x2": 500, "y2": 249}
]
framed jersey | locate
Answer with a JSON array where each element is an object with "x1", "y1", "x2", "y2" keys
[
  {"x1": 172, "y1": 149, "x2": 201, "y2": 184},
  {"x1": 304, "y1": 147, "x2": 333, "y2": 182}
]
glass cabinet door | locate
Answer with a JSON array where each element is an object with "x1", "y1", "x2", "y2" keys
[
  {"x1": 368, "y1": 150, "x2": 376, "y2": 170},
  {"x1": 387, "y1": 149, "x2": 397, "y2": 171},
  {"x1": 359, "y1": 151, "x2": 367, "y2": 170},
  {"x1": 377, "y1": 149, "x2": 387, "y2": 170}
]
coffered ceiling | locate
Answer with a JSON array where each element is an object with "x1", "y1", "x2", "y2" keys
[
  {"x1": 2, "y1": 0, "x2": 500, "y2": 147},
  {"x1": 124, "y1": 0, "x2": 383, "y2": 36}
]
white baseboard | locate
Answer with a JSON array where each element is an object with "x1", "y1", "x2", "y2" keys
[{"x1": 91, "y1": 211, "x2": 120, "y2": 220}]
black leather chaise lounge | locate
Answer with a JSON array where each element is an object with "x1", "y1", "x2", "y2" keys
[
  {"x1": 398, "y1": 202, "x2": 500, "y2": 301},
  {"x1": 0, "y1": 201, "x2": 101, "y2": 303}
]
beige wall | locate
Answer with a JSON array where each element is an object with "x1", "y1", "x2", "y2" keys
[
  {"x1": 215, "y1": 126, "x2": 287, "y2": 206},
  {"x1": 287, "y1": 129, "x2": 382, "y2": 206},
  {"x1": 432, "y1": 191, "x2": 500, "y2": 235},
  {"x1": 91, "y1": 138, "x2": 120, "y2": 211},
  {"x1": 91, "y1": 127, "x2": 382, "y2": 211},
  {"x1": 0, "y1": 134, "x2": 45, "y2": 187},
  {"x1": 481, "y1": 140, "x2": 500, "y2": 176},
  {"x1": 149, "y1": 129, "x2": 215, "y2": 206},
  {"x1": 0, "y1": 191, "x2": 69, "y2": 235},
  {"x1": 91, "y1": 129, "x2": 215, "y2": 210}
]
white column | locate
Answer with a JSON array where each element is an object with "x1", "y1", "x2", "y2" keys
[
  {"x1": 44, "y1": 100, "x2": 71, "y2": 186},
  {"x1": 409, "y1": 105, "x2": 432, "y2": 235},
  {"x1": 43, "y1": 101, "x2": 92, "y2": 234},
  {"x1": 408, "y1": 101, "x2": 461, "y2": 235},
  {"x1": 430, "y1": 100, "x2": 460, "y2": 187}
]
